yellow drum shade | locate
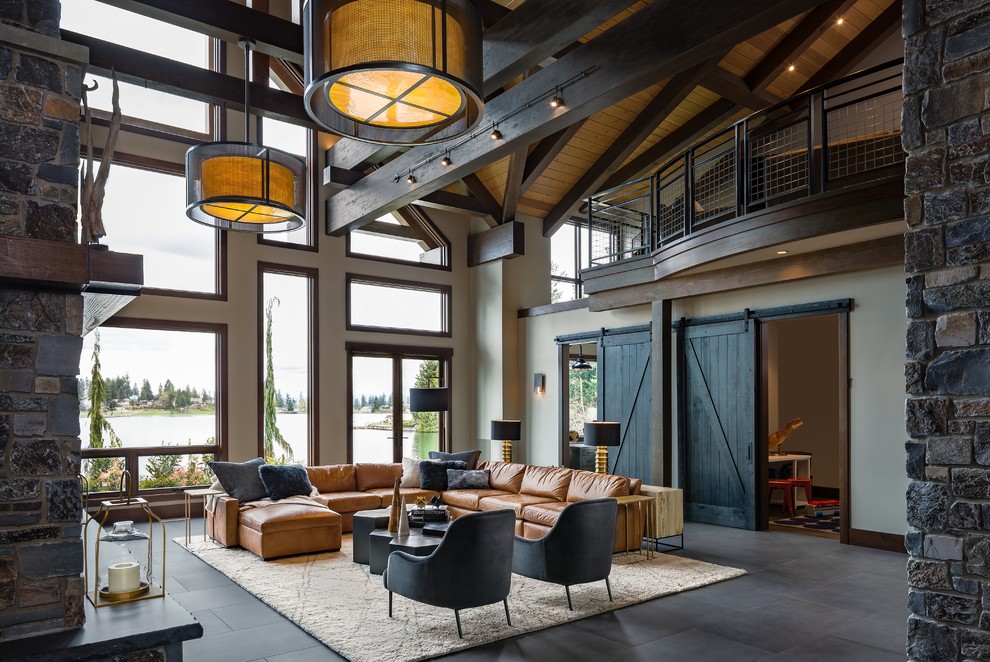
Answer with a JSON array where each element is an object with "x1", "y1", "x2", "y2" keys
[
  {"x1": 200, "y1": 157, "x2": 295, "y2": 223},
  {"x1": 304, "y1": 0, "x2": 483, "y2": 144}
]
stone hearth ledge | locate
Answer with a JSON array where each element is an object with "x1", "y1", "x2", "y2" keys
[{"x1": 0, "y1": 592, "x2": 202, "y2": 661}]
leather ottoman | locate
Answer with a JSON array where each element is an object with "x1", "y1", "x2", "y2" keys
[{"x1": 238, "y1": 503, "x2": 342, "y2": 560}]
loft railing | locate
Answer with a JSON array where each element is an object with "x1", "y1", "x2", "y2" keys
[{"x1": 587, "y1": 59, "x2": 904, "y2": 267}]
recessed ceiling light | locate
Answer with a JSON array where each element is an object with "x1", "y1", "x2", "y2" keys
[
  {"x1": 787, "y1": 65, "x2": 796, "y2": 73},
  {"x1": 836, "y1": 17, "x2": 844, "y2": 25},
  {"x1": 777, "y1": 250, "x2": 788, "y2": 255}
]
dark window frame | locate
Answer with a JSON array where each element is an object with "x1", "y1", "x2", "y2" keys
[{"x1": 346, "y1": 274, "x2": 452, "y2": 337}]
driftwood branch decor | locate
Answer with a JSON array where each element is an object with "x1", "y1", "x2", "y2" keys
[{"x1": 80, "y1": 71, "x2": 122, "y2": 244}]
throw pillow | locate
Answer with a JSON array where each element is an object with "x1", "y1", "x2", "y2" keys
[
  {"x1": 207, "y1": 457, "x2": 267, "y2": 502},
  {"x1": 259, "y1": 464, "x2": 314, "y2": 501},
  {"x1": 447, "y1": 469, "x2": 490, "y2": 490},
  {"x1": 400, "y1": 456, "x2": 422, "y2": 488},
  {"x1": 419, "y1": 460, "x2": 468, "y2": 491},
  {"x1": 428, "y1": 449, "x2": 481, "y2": 470}
]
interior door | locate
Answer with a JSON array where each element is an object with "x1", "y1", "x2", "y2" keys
[
  {"x1": 601, "y1": 327, "x2": 652, "y2": 484},
  {"x1": 678, "y1": 318, "x2": 757, "y2": 529}
]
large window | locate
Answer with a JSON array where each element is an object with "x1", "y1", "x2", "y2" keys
[
  {"x1": 347, "y1": 213, "x2": 449, "y2": 268},
  {"x1": 79, "y1": 320, "x2": 225, "y2": 496},
  {"x1": 346, "y1": 345, "x2": 451, "y2": 463},
  {"x1": 347, "y1": 275, "x2": 451, "y2": 336},
  {"x1": 93, "y1": 162, "x2": 220, "y2": 296},
  {"x1": 551, "y1": 221, "x2": 590, "y2": 302},
  {"x1": 259, "y1": 264, "x2": 318, "y2": 465},
  {"x1": 61, "y1": 0, "x2": 211, "y2": 136}
]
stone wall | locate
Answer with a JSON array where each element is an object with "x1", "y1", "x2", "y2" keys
[
  {"x1": 0, "y1": 0, "x2": 86, "y2": 641},
  {"x1": 903, "y1": 0, "x2": 990, "y2": 659}
]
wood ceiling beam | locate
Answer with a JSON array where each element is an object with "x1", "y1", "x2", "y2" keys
[
  {"x1": 357, "y1": 220, "x2": 422, "y2": 241},
  {"x1": 63, "y1": 30, "x2": 318, "y2": 128},
  {"x1": 95, "y1": 0, "x2": 303, "y2": 63},
  {"x1": 463, "y1": 173, "x2": 503, "y2": 228},
  {"x1": 703, "y1": 67, "x2": 781, "y2": 110},
  {"x1": 501, "y1": 149, "x2": 527, "y2": 224},
  {"x1": 521, "y1": 120, "x2": 585, "y2": 193},
  {"x1": 326, "y1": 0, "x2": 827, "y2": 235},
  {"x1": 543, "y1": 58, "x2": 721, "y2": 236},
  {"x1": 745, "y1": 0, "x2": 857, "y2": 92},
  {"x1": 797, "y1": 0, "x2": 902, "y2": 93},
  {"x1": 481, "y1": 0, "x2": 640, "y2": 95},
  {"x1": 599, "y1": 98, "x2": 739, "y2": 192},
  {"x1": 409, "y1": 189, "x2": 494, "y2": 218}
]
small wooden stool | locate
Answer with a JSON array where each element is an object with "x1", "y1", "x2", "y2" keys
[
  {"x1": 789, "y1": 477, "x2": 813, "y2": 504},
  {"x1": 768, "y1": 479, "x2": 795, "y2": 517}
]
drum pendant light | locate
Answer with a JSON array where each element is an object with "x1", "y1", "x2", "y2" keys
[
  {"x1": 303, "y1": 0, "x2": 484, "y2": 145},
  {"x1": 185, "y1": 40, "x2": 306, "y2": 233}
]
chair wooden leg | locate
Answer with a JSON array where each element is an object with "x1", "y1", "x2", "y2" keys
[
  {"x1": 454, "y1": 609, "x2": 463, "y2": 638},
  {"x1": 565, "y1": 585, "x2": 573, "y2": 611},
  {"x1": 503, "y1": 598, "x2": 511, "y2": 626},
  {"x1": 388, "y1": 591, "x2": 393, "y2": 617},
  {"x1": 605, "y1": 577, "x2": 613, "y2": 602}
]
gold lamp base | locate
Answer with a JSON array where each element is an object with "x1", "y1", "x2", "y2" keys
[
  {"x1": 502, "y1": 439, "x2": 513, "y2": 463},
  {"x1": 595, "y1": 446, "x2": 610, "y2": 474}
]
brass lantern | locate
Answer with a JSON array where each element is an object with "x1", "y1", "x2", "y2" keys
[
  {"x1": 82, "y1": 472, "x2": 166, "y2": 607},
  {"x1": 303, "y1": 0, "x2": 484, "y2": 145}
]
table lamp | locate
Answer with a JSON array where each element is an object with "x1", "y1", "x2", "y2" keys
[
  {"x1": 491, "y1": 419, "x2": 521, "y2": 463},
  {"x1": 584, "y1": 421, "x2": 620, "y2": 474}
]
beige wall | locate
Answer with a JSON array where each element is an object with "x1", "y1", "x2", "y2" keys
[{"x1": 518, "y1": 265, "x2": 907, "y2": 536}]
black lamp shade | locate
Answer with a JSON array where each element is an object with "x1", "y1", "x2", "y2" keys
[
  {"x1": 409, "y1": 387, "x2": 449, "y2": 412},
  {"x1": 491, "y1": 420, "x2": 521, "y2": 441},
  {"x1": 584, "y1": 421, "x2": 620, "y2": 446}
]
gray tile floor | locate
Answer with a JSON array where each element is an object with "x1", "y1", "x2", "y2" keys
[{"x1": 165, "y1": 519, "x2": 907, "y2": 662}]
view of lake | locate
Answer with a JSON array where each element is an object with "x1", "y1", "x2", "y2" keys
[{"x1": 80, "y1": 411, "x2": 438, "y2": 472}]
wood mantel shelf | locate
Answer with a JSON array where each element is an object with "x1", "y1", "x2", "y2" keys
[{"x1": 0, "y1": 235, "x2": 143, "y2": 334}]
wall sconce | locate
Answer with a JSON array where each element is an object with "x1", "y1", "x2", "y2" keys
[{"x1": 534, "y1": 373, "x2": 546, "y2": 395}]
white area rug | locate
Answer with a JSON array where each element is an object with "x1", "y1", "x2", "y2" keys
[{"x1": 179, "y1": 535, "x2": 745, "y2": 662}]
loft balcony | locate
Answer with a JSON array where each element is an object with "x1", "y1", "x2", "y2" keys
[{"x1": 581, "y1": 60, "x2": 905, "y2": 301}]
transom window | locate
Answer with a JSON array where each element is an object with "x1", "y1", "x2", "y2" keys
[{"x1": 347, "y1": 275, "x2": 451, "y2": 336}]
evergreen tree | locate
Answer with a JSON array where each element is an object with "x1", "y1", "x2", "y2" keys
[
  {"x1": 286, "y1": 394, "x2": 295, "y2": 412},
  {"x1": 412, "y1": 361, "x2": 439, "y2": 433},
  {"x1": 263, "y1": 297, "x2": 292, "y2": 461},
  {"x1": 139, "y1": 379, "x2": 153, "y2": 401}
]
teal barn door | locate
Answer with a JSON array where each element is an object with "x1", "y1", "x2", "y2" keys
[{"x1": 601, "y1": 326, "x2": 652, "y2": 484}]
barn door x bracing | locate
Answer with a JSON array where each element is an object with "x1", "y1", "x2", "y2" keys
[
  {"x1": 601, "y1": 326, "x2": 652, "y2": 485},
  {"x1": 678, "y1": 318, "x2": 757, "y2": 530}
]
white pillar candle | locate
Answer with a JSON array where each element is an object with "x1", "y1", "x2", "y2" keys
[{"x1": 107, "y1": 561, "x2": 141, "y2": 593}]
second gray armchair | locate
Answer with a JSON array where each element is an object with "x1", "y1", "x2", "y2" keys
[{"x1": 512, "y1": 497, "x2": 618, "y2": 610}]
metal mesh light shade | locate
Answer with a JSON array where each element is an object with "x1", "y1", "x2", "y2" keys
[
  {"x1": 409, "y1": 387, "x2": 449, "y2": 412},
  {"x1": 304, "y1": 0, "x2": 483, "y2": 144},
  {"x1": 491, "y1": 420, "x2": 521, "y2": 441},
  {"x1": 185, "y1": 142, "x2": 306, "y2": 233}
]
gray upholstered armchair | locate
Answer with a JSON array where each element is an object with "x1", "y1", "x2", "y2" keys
[
  {"x1": 383, "y1": 509, "x2": 515, "y2": 638},
  {"x1": 512, "y1": 498, "x2": 618, "y2": 610}
]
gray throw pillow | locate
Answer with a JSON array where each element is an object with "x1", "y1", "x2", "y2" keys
[
  {"x1": 208, "y1": 457, "x2": 267, "y2": 502},
  {"x1": 447, "y1": 469, "x2": 490, "y2": 490},
  {"x1": 419, "y1": 460, "x2": 468, "y2": 491},
  {"x1": 259, "y1": 464, "x2": 313, "y2": 501},
  {"x1": 428, "y1": 449, "x2": 481, "y2": 470}
]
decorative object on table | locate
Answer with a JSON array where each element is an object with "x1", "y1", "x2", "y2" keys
[
  {"x1": 397, "y1": 497, "x2": 410, "y2": 536},
  {"x1": 82, "y1": 471, "x2": 166, "y2": 607},
  {"x1": 414, "y1": 496, "x2": 427, "y2": 508},
  {"x1": 80, "y1": 70, "x2": 121, "y2": 245},
  {"x1": 388, "y1": 478, "x2": 401, "y2": 533},
  {"x1": 768, "y1": 418, "x2": 804, "y2": 455},
  {"x1": 429, "y1": 495, "x2": 443, "y2": 508},
  {"x1": 491, "y1": 419, "x2": 521, "y2": 463},
  {"x1": 408, "y1": 505, "x2": 450, "y2": 526},
  {"x1": 584, "y1": 421, "x2": 620, "y2": 474},
  {"x1": 185, "y1": 39, "x2": 306, "y2": 233},
  {"x1": 302, "y1": 0, "x2": 484, "y2": 146},
  {"x1": 512, "y1": 498, "x2": 618, "y2": 610}
]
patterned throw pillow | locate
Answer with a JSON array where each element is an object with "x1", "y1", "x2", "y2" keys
[
  {"x1": 447, "y1": 469, "x2": 490, "y2": 490},
  {"x1": 419, "y1": 460, "x2": 468, "y2": 491},
  {"x1": 428, "y1": 449, "x2": 481, "y2": 470},
  {"x1": 207, "y1": 457, "x2": 267, "y2": 502},
  {"x1": 259, "y1": 464, "x2": 314, "y2": 501}
]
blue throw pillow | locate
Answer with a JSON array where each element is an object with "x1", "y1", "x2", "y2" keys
[
  {"x1": 259, "y1": 464, "x2": 314, "y2": 501},
  {"x1": 447, "y1": 469, "x2": 490, "y2": 490},
  {"x1": 419, "y1": 460, "x2": 468, "y2": 491},
  {"x1": 207, "y1": 457, "x2": 267, "y2": 502},
  {"x1": 428, "y1": 449, "x2": 481, "y2": 470}
]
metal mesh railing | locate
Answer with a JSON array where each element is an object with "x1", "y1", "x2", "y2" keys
[
  {"x1": 748, "y1": 121, "x2": 808, "y2": 206},
  {"x1": 826, "y1": 88, "x2": 904, "y2": 180},
  {"x1": 585, "y1": 60, "x2": 904, "y2": 268}
]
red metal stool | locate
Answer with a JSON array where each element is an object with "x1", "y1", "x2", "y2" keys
[
  {"x1": 768, "y1": 479, "x2": 795, "y2": 517},
  {"x1": 789, "y1": 477, "x2": 813, "y2": 505}
]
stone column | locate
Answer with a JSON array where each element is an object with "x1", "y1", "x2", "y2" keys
[
  {"x1": 0, "y1": 0, "x2": 88, "y2": 640},
  {"x1": 903, "y1": 1, "x2": 990, "y2": 659}
]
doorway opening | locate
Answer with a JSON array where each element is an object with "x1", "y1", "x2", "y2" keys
[{"x1": 762, "y1": 314, "x2": 846, "y2": 542}]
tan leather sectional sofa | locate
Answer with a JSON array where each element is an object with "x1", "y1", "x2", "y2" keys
[{"x1": 207, "y1": 460, "x2": 643, "y2": 559}]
